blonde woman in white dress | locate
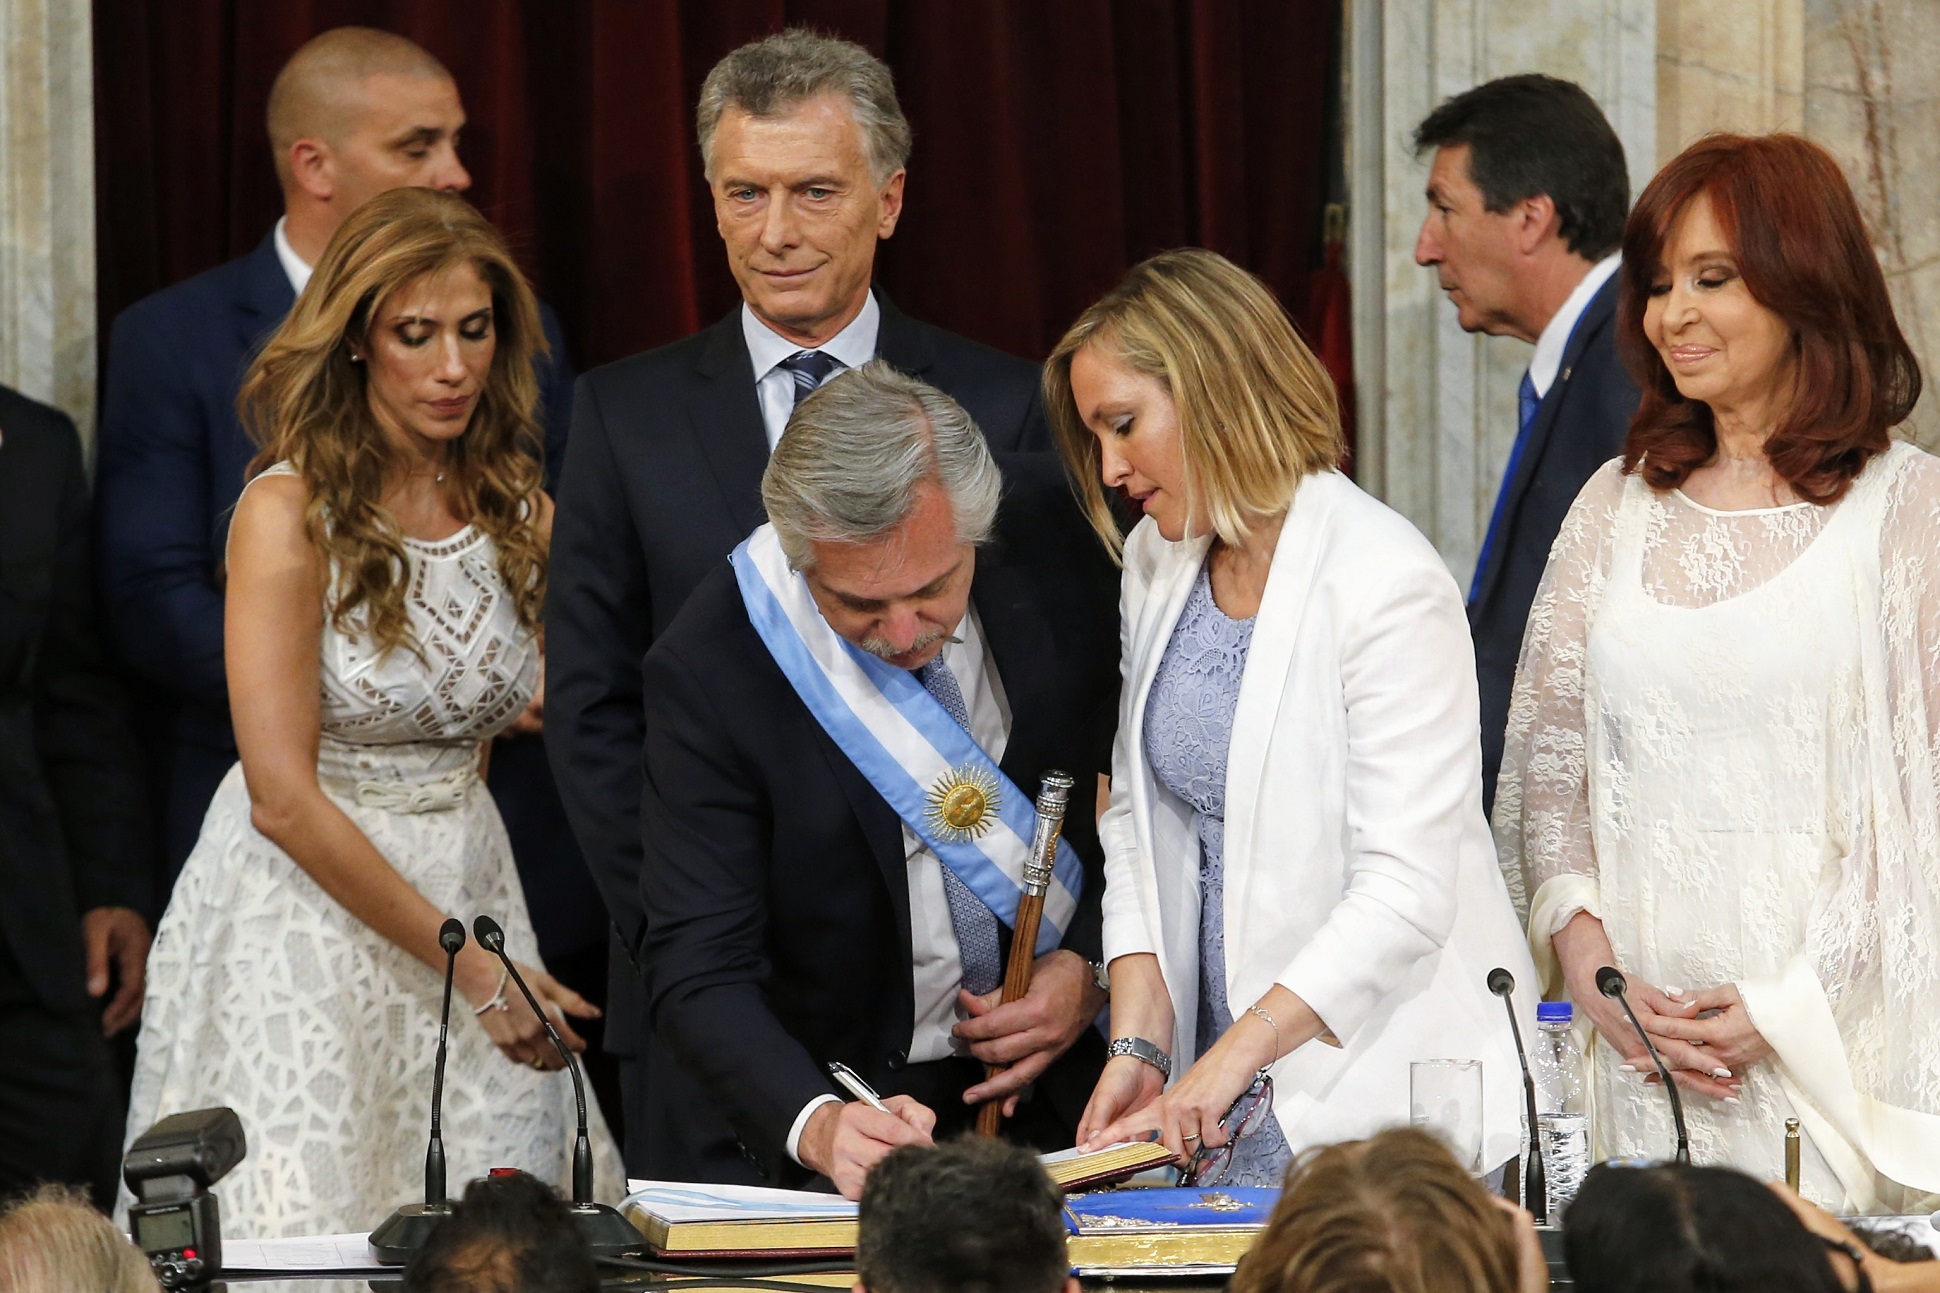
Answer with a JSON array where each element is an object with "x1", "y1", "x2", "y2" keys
[
  {"x1": 1496, "y1": 133, "x2": 1940, "y2": 1212},
  {"x1": 124, "y1": 187, "x2": 618, "y2": 1235}
]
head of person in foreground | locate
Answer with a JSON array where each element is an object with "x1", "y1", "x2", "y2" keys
[
  {"x1": 402, "y1": 1170, "x2": 598, "y2": 1293},
  {"x1": 0, "y1": 1184, "x2": 159, "y2": 1293},
  {"x1": 1563, "y1": 1161, "x2": 1850, "y2": 1293},
  {"x1": 1229, "y1": 1127, "x2": 1542, "y2": 1293},
  {"x1": 854, "y1": 1136, "x2": 1078, "y2": 1293}
]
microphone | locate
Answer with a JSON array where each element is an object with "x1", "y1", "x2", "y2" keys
[
  {"x1": 473, "y1": 915, "x2": 640, "y2": 1257},
  {"x1": 1487, "y1": 967, "x2": 1546, "y2": 1224},
  {"x1": 1596, "y1": 966, "x2": 1690, "y2": 1165},
  {"x1": 370, "y1": 917, "x2": 468, "y2": 1263}
]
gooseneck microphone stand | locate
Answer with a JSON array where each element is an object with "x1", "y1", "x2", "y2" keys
[
  {"x1": 370, "y1": 918, "x2": 468, "y2": 1262},
  {"x1": 474, "y1": 915, "x2": 642, "y2": 1257},
  {"x1": 1597, "y1": 966, "x2": 1691, "y2": 1164},
  {"x1": 1486, "y1": 967, "x2": 1546, "y2": 1223}
]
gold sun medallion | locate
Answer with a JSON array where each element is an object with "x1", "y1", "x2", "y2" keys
[{"x1": 924, "y1": 765, "x2": 1002, "y2": 842}]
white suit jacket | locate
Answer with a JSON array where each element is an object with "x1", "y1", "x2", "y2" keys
[{"x1": 1100, "y1": 469, "x2": 1539, "y2": 1168}]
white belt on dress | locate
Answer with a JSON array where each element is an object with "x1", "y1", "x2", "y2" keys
[{"x1": 349, "y1": 768, "x2": 477, "y2": 814}]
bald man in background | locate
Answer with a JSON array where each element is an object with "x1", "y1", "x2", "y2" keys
[{"x1": 94, "y1": 29, "x2": 606, "y2": 1096}]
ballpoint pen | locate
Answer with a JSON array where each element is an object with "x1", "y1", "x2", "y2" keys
[{"x1": 827, "y1": 1061, "x2": 892, "y2": 1113}]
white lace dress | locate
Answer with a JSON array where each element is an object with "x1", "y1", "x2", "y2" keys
[
  {"x1": 123, "y1": 467, "x2": 619, "y2": 1237},
  {"x1": 1494, "y1": 442, "x2": 1940, "y2": 1212}
]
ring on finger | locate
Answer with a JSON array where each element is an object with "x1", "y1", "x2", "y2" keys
[
  {"x1": 1181, "y1": 1131, "x2": 1201, "y2": 1143},
  {"x1": 530, "y1": 1055, "x2": 547, "y2": 1071}
]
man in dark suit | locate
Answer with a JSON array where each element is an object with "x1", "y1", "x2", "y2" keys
[
  {"x1": 639, "y1": 364, "x2": 1114, "y2": 1196},
  {"x1": 94, "y1": 29, "x2": 597, "y2": 998},
  {"x1": 0, "y1": 386, "x2": 154, "y2": 1207},
  {"x1": 545, "y1": 29, "x2": 1052, "y2": 1171},
  {"x1": 1413, "y1": 74, "x2": 1642, "y2": 813}
]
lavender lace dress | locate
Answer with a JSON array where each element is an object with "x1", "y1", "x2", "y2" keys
[{"x1": 1143, "y1": 565, "x2": 1292, "y2": 1186}]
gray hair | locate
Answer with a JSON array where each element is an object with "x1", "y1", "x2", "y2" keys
[
  {"x1": 763, "y1": 361, "x2": 1002, "y2": 571},
  {"x1": 696, "y1": 28, "x2": 912, "y2": 185}
]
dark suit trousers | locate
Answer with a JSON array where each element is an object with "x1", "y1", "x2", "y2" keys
[{"x1": 0, "y1": 940, "x2": 124, "y2": 1209}]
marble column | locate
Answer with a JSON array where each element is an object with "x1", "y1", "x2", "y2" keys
[
  {"x1": 0, "y1": 0, "x2": 96, "y2": 445},
  {"x1": 1347, "y1": 0, "x2": 1656, "y2": 585}
]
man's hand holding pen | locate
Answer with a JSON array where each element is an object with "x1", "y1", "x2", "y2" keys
[{"x1": 806, "y1": 1062, "x2": 937, "y2": 1199}]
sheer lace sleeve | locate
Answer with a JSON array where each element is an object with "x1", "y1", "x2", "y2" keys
[{"x1": 1492, "y1": 461, "x2": 1627, "y2": 930}]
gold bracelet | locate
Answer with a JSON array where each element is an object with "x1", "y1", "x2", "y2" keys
[
  {"x1": 1245, "y1": 1004, "x2": 1280, "y2": 1059},
  {"x1": 472, "y1": 968, "x2": 510, "y2": 1016}
]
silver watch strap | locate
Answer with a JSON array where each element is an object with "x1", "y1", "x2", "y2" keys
[{"x1": 1105, "y1": 1035, "x2": 1172, "y2": 1079}]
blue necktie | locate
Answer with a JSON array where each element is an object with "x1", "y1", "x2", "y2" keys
[
  {"x1": 777, "y1": 350, "x2": 844, "y2": 414},
  {"x1": 1469, "y1": 369, "x2": 1543, "y2": 604},
  {"x1": 914, "y1": 656, "x2": 1004, "y2": 996}
]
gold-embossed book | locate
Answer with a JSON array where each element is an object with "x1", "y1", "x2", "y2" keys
[
  {"x1": 1063, "y1": 1186, "x2": 1277, "y2": 1275},
  {"x1": 621, "y1": 1142, "x2": 1178, "y2": 1258}
]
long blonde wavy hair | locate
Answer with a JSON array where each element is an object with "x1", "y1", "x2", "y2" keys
[{"x1": 239, "y1": 186, "x2": 548, "y2": 657}]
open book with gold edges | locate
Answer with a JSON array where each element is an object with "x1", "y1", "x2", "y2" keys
[{"x1": 621, "y1": 1140, "x2": 1176, "y2": 1258}]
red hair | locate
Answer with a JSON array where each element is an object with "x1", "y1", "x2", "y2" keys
[{"x1": 1617, "y1": 133, "x2": 1920, "y2": 501}]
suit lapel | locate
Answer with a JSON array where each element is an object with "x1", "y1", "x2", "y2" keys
[
  {"x1": 234, "y1": 232, "x2": 296, "y2": 357},
  {"x1": 1471, "y1": 275, "x2": 1620, "y2": 612},
  {"x1": 1222, "y1": 474, "x2": 1340, "y2": 915},
  {"x1": 972, "y1": 542, "x2": 1058, "y2": 792},
  {"x1": 687, "y1": 309, "x2": 773, "y2": 539},
  {"x1": 872, "y1": 288, "x2": 937, "y2": 378},
  {"x1": 813, "y1": 721, "x2": 917, "y2": 971}
]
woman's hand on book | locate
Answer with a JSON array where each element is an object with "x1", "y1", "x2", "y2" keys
[
  {"x1": 1077, "y1": 1055, "x2": 1165, "y2": 1151},
  {"x1": 800, "y1": 1096, "x2": 936, "y2": 1200}
]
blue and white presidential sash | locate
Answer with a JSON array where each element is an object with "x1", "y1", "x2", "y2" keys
[{"x1": 730, "y1": 524, "x2": 1081, "y2": 954}]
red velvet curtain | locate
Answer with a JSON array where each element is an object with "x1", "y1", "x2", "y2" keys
[{"x1": 93, "y1": 0, "x2": 1338, "y2": 371}]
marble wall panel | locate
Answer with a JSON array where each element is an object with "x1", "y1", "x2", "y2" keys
[
  {"x1": 0, "y1": 0, "x2": 95, "y2": 444},
  {"x1": 1801, "y1": 0, "x2": 1940, "y2": 447}
]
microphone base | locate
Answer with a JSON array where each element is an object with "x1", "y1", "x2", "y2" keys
[
  {"x1": 570, "y1": 1201, "x2": 645, "y2": 1258},
  {"x1": 369, "y1": 1201, "x2": 454, "y2": 1264}
]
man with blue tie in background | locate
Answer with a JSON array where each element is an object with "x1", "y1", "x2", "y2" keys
[
  {"x1": 1412, "y1": 75, "x2": 1641, "y2": 815},
  {"x1": 545, "y1": 29, "x2": 1052, "y2": 1173},
  {"x1": 93, "y1": 28, "x2": 605, "y2": 1063}
]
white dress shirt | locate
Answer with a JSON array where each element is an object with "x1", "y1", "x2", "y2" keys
[
  {"x1": 272, "y1": 216, "x2": 314, "y2": 298},
  {"x1": 784, "y1": 604, "x2": 1013, "y2": 1165},
  {"x1": 741, "y1": 293, "x2": 881, "y2": 447},
  {"x1": 1528, "y1": 253, "x2": 1619, "y2": 398}
]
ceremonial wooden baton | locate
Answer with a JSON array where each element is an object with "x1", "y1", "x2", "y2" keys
[{"x1": 976, "y1": 770, "x2": 1076, "y2": 1137}]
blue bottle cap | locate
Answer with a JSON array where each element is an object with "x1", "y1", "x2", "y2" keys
[{"x1": 1536, "y1": 1001, "x2": 1574, "y2": 1022}]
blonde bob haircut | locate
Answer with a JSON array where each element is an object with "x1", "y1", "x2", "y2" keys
[
  {"x1": 239, "y1": 186, "x2": 548, "y2": 658},
  {"x1": 1044, "y1": 247, "x2": 1344, "y2": 559}
]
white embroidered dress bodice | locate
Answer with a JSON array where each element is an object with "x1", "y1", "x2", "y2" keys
[
  {"x1": 123, "y1": 463, "x2": 619, "y2": 1236},
  {"x1": 1494, "y1": 443, "x2": 1940, "y2": 1212}
]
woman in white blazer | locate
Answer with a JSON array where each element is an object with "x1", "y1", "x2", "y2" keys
[{"x1": 1049, "y1": 250, "x2": 1538, "y2": 1182}]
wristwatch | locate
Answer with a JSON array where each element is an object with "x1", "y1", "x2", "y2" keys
[{"x1": 1105, "y1": 1035, "x2": 1172, "y2": 1079}]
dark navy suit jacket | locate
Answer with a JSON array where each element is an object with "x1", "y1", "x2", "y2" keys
[
  {"x1": 543, "y1": 289, "x2": 1050, "y2": 1170},
  {"x1": 1468, "y1": 273, "x2": 1639, "y2": 814},
  {"x1": 636, "y1": 457, "x2": 1115, "y2": 1184},
  {"x1": 94, "y1": 230, "x2": 599, "y2": 959}
]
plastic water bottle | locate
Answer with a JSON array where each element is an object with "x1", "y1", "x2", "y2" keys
[{"x1": 1530, "y1": 1001, "x2": 1589, "y2": 1216}]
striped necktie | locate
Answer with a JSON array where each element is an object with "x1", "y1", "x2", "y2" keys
[
  {"x1": 777, "y1": 350, "x2": 844, "y2": 414},
  {"x1": 914, "y1": 656, "x2": 1004, "y2": 996}
]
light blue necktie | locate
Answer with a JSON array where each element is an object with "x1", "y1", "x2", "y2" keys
[
  {"x1": 777, "y1": 350, "x2": 844, "y2": 415},
  {"x1": 914, "y1": 656, "x2": 1004, "y2": 996},
  {"x1": 1469, "y1": 369, "x2": 1543, "y2": 604}
]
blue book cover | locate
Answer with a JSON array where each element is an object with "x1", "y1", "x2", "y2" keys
[
  {"x1": 1063, "y1": 1186, "x2": 1279, "y2": 1232},
  {"x1": 1063, "y1": 1187, "x2": 1280, "y2": 1272}
]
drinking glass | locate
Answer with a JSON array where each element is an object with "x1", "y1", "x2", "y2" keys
[{"x1": 1410, "y1": 1058, "x2": 1484, "y2": 1173}]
